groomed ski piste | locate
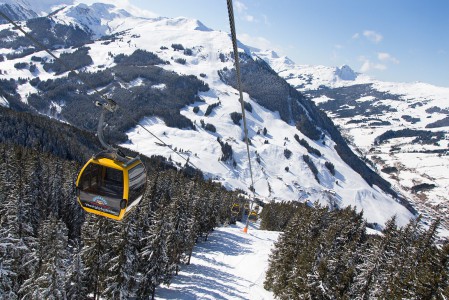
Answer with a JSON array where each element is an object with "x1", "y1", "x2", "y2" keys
[{"x1": 157, "y1": 221, "x2": 279, "y2": 300}]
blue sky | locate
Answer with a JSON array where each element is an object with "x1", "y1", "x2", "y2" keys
[{"x1": 82, "y1": 0, "x2": 449, "y2": 87}]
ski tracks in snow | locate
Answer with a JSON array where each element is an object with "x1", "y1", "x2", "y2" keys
[{"x1": 157, "y1": 222, "x2": 279, "y2": 299}]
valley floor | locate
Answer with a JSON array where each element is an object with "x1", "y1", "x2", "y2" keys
[{"x1": 157, "y1": 222, "x2": 279, "y2": 299}]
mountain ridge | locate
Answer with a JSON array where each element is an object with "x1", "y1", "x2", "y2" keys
[
  {"x1": 259, "y1": 47, "x2": 449, "y2": 233},
  {"x1": 0, "y1": 1, "x2": 420, "y2": 229}
]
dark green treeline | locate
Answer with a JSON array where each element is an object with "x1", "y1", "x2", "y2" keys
[
  {"x1": 262, "y1": 202, "x2": 449, "y2": 299},
  {"x1": 0, "y1": 143, "x2": 238, "y2": 299}
]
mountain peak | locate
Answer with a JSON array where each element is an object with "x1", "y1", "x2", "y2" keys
[
  {"x1": 0, "y1": 0, "x2": 38, "y2": 22},
  {"x1": 253, "y1": 49, "x2": 296, "y2": 72},
  {"x1": 157, "y1": 17, "x2": 212, "y2": 32},
  {"x1": 335, "y1": 64, "x2": 357, "y2": 81},
  {"x1": 4, "y1": 0, "x2": 73, "y2": 17},
  {"x1": 48, "y1": 2, "x2": 136, "y2": 38}
]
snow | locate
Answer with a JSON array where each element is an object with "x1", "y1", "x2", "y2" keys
[
  {"x1": 0, "y1": 1, "x2": 417, "y2": 228},
  {"x1": 0, "y1": 0, "x2": 39, "y2": 19},
  {"x1": 312, "y1": 95, "x2": 333, "y2": 104},
  {"x1": 151, "y1": 83, "x2": 166, "y2": 90},
  {"x1": 5, "y1": 0, "x2": 73, "y2": 16},
  {"x1": 335, "y1": 65, "x2": 357, "y2": 81},
  {"x1": 264, "y1": 37, "x2": 449, "y2": 236},
  {"x1": 157, "y1": 222, "x2": 279, "y2": 300},
  {"x1": 255, "y1": 51, "x2": 371, "y2": 91},
  {"x1": 50, "y1": 3, "x2": 135, "y2": 38},
  {"x1": 106, "y1": 15, "x2": 414, "y2": 227},
  {"x1": 355, "y1": 96, "x2": 375, "y2": 103},
  {"x1": 0, "y1": 95, "x2": 9, "y2": 107},
  {"x1": 16, "y1": 82, "x2": 37, "y2": 104}
]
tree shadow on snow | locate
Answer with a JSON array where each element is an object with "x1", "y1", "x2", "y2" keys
[
  {"x1": 157, "y1": 264, "x2": 250, "y2": 299},
  {"x1": 193, "y1": 230, "x2": 253, "y2": 256}
]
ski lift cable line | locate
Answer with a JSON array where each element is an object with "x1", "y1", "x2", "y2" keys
[
  {"x1": 226, "y1": 0, "x2": 258, "y2": 232},
  {"x1": 0, "y1": 10, "x2": 259, "y2": 195},
  {"x1": 226, "y1": 0, "x2": 256, "y2": 195}
]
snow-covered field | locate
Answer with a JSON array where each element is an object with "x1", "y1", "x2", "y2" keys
[{"x1": 157, "y1": 222, "x2": 279, "y2": 300}]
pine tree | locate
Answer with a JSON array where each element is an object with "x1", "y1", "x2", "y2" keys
[
  {"x1": 102, "y1": 217, "x2": 139, "y2": 299},
  {"x1": 36, "y1": 217, "x2": 69, "y2": 299},
  {"x1": 66, "y1": 240, "x2": 88, "y2": 300},
  {"x1": 0, "y1": 258, "x2": 17, "y2": 299},
  {"x1": 440, "y1": 243, "x2": 449, "y2": 298},
  {"x1": 80, "y1": 216, "x2": 116, "y2": 299},
  {"x1": 118, "y1": 219, "x2": 140, "y2": 299},
  {"x1": 166, "y1": 179, "x2": 191, "y2": 275},
  {"x1": 264, "y1": 204, "x2": 326, "y2": 298},
  {"x1": 184, "y1": 180, "x2": 202, "y2": 264},
  {"x1": 138, "y1": 193, "x2": 171, "y2": 300},
  {"x1": 350, "y1": 216, "x2": 400, "y2": 299},
  {"x1": 411, "y1": 219, "x2": 446, "y2": 299},
  {"x1": 293, "y1": 204, "x2": 327, "y2": 298},
  {"x1": 311, "y1": 208, "x2": 366, "y2": 298},
  {"x1": 60, "y1": 162, "x2": 84, "y2": 240},
  {"x1": 0, "y1": 147, "x2": 38, "y2": 298},
  {"x1": 21, "y1": 150, "x2": 43, "y2": 234},
  {"x1": 19, "y1": 217, "x2": 68, "y2": 299}
]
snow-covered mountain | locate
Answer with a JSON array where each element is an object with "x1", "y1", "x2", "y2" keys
[
  {"x1": 49, "y1": 3, "x2": 136, "y2": 38},
  {"x1": 0, "y1": 0, "x2": 73, "y2": 18},
  {"x1": 0, "y1": 2, "x2": 420, "y2": 229},
  {"x1": 257, "y1": 50, "x2": 449, "y2": 233},
  {"x1": 255, "y1": 49, "x2": 369, "y2": 90},
  {"x1": 0, "y1": 0, "x2": 38, "y2": 23}
]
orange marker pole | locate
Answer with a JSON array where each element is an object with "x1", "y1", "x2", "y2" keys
[{"x1": 242, "y1": 199, "x2": 254, "y2": 234}]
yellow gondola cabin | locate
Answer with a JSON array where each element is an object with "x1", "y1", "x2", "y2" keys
[
  {"x1": 76, "y1": 152, "x2": 146, "y2": 221},
  {"x1": 248, "y1": 210, "x2": 258, "y2": 222},
  {"x1": 231, "y1": 203, "x2": 240, "y2": 215}
]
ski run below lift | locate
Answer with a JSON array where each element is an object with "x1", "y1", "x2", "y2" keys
[{"x1": 157, "y1": 221, "x2": 279, "y2": 300}]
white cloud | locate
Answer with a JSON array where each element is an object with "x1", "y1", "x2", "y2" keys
[
  {"x1": 359, "y1": 56, "x2": 386, "y2": 72},
  {"x1": 234, "y1": 0, "x2": 257, "y2": 23},
  {"x1": 352, "y1": 33, "x2": 360, "y2": 39},
  {"x1": 261, "y1": 14, "x2": 271, "y2": 26},
  {"x1": 244, "y1": 14, "x2": 255, "y2": 22},
  {"x1": 239, "y1": 33, "x2": 281, "y2": 52},
  {"x1": 234, "y1": 0, "x2": 248, "y2": 13},
  {"x1": 377, "y1": 52, "x2": 399, "y2": 64},
  {"x1": 363, "y1": 30, "x2": 383, "y2": 43}
]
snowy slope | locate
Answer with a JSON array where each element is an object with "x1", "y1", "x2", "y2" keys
[
  {"x1": 0, "y1": 0, "x2": 73, "y2": 17},
  {"x1": 259, "y1": 49, "x2": 449, "y2": 232},
  {"x1": 0, "y1": 0, "x2": 38, "y2": 21},
  {"x1": 0, "y1": 2, "x2": 415, "y2": 228},
  {"x1": 110, "y1": 15, "x2": 412, "y2": 227},
  {"x1": 255, "y1": 50, "x2": 368, "y2": 91},
  {"x1": 157, "y1": 222, "x2": 279, "y2": 299},
  {"x1": 49, "y1": 3, "x2": 133, "y2": 38}
]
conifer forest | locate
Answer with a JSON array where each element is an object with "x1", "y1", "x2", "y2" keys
[
  {"x1": 0, "y1": 107, "x2": 448, "y2": 299},
  {"x1": 262, "y1": 202, "x2": 449, "y2": 299},
  {"x1": 0, "y1": 142, "x2": 238, "y2": 299},
  {"x1": 0, "y1": 3, "x2": 448, "y2": 298}
]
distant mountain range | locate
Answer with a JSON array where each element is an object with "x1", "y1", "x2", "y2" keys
[
  {"x1": 2, "y1": 1, "x2": 447, "y2": 233},
  {"x1": 257, "y1": 50, "x2": 449, "y2": 232}
]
